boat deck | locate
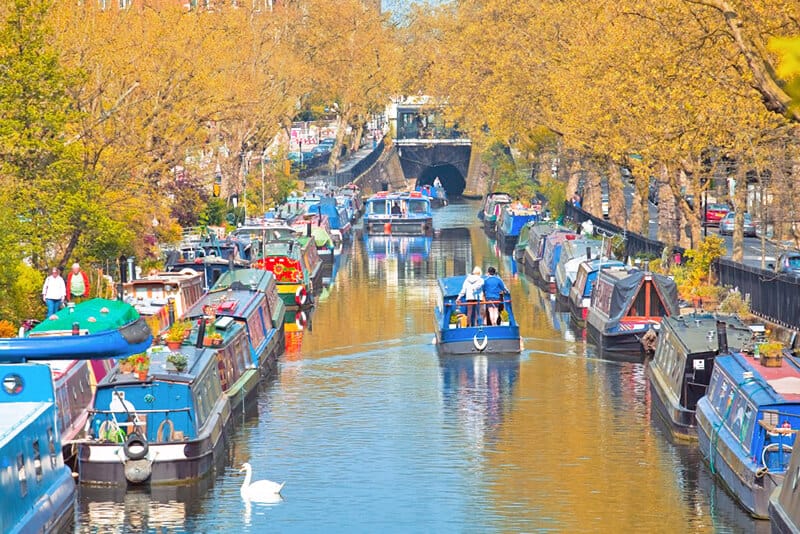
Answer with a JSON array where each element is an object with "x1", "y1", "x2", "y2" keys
[{"x1": 0, "y1": 403, "x2": 47, "y2": 444}]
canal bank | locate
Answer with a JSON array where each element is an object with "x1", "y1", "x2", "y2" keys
[{"x1": 72, "y1": 200, "x2": 763, "y2": 532}]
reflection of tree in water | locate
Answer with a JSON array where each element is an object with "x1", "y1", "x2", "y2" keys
[{"x1": 439, "y1": 354, "x2": 520, "y2": 449}]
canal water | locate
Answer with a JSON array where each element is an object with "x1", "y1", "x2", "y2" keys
[{"x1": 73, "y1": 201, "x2": 764, "y2": 533}]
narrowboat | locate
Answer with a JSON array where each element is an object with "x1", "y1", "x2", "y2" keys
[
  {"x1": 648, "y1": 314, "x2": 757, "y2": 441},
  {"x1": 567, "y1": 258, "x2": 626, "y2": 323},
  {"x1": 554, "y1": 237, "x2": 605, "y2": 304},
  {"x1": 252, "y1": 237, "x2": 322, "y2": 309},
  {"x1": 308, "y1": 196, "x2": 352, "y2": 243},
  {"x1": 496, "y1": 205, "x2": 541, "y2": 252},
  {"x1": 363, "y1": 191, "x2": 433, "y2": 236},
  {"x1": 585, "y1": 268, "x2": 679, "y2": 358},
  {"x1": 184, "y1": 268, "x2": 286, "y2": 379},
  {"x1": 769, "y1": 433, "x2": 800, "y2": 532},
  {"x1": 520, "y1": 223, "x2": 571, "y2": 275},
  {"x1": 22, "y1": 299, "x2": 153, "y2": 465},
  {"x1": 0, "y1": 363, "x2": 76, "y2": 534},
  {"x1": 415, "y1": 183, "x2": 448, "y2": 207},
  {"x1": 478, "y1": 192, "x2": 512, "y2": 235},
  {"x1": 536, "y1": 230, "x2": 580, "y2": 292},
  {"x1": 433, "y1": 276, "x2": 521, "y2": 355},
  {"x1": 123, "y1": 270, "x2": 205, "y2": 336},
  {"x1": 696, "y1": 351, "x2": 800, "y2": 518},
  {"x1": 164, "y1": 235, "x2": 251, "y2": 290},
  {"x1": 335, "y1": 191, "x2": 362, "y2": 223},
  {"x1": 77, "y1": 343, "x2": 231, "y2": 486}
]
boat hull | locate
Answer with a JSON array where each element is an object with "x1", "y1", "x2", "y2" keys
[
  {"x1": 696, "y1": 398, "x2": 779, "y2": 519},
  {"x1": 769, "y1": 496, "x2": 798, "y2": 534},
  {"x1": 585, "y1": 320, "x2": 646, "y2": 362},
  {"x1": 435, "y1": 323, "x2": 521, "y2": 355},
  {"x1": 11, "y1": 467, "x2": 75, "y2": 534},
  {"x1": 496, "y1": 230, "x2": 518, "y2": 253},
  {"x1": 648, "y1": 366, "x2": 696, "y2": 441},
  {"x1": 364, "y1": 217, "x2": 433, "y2": 236}
]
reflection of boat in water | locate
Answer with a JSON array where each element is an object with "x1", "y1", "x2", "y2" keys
[
  {"x1": 284, "y1": 308, "x2": 313, "y2": 357},
  {"x1": 364, "y1": 235, "x2": 432, "y2": 262},
  {"x1": 531, "y1": 283, "x2": 582, "y2": 343},
  {"x1": 439, "y1": 354, "x2": 520, "y2": 439}
]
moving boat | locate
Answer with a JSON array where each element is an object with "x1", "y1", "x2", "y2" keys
[
  {"x1": 415, "y1": 184, "x2": 448, "y2": 207},
  {"x1": 567, "y1": 258, "x2": 626, "y2": 323},
  {"x1": 496, "y1": 205, "x2": 541, "y2": 252},
  {"x1": 433, "y1": 276, "x2": 521, "y2": 355},
  {"x1": 363, "y1": 191, "x2": 433, "y2": 236},
  {"x1": 478, "y1": 192, "x2": 512, "y2": 236},
  {"x1": 585, "y1": 268, "x2": 679, "y2": 359},
  {"x1": 696, "y1": 350, "x2": 800, "y2": 518},
  {"x1": 0, "y1": 363, "x2": 76, "y2": 533},
  {"x1": 648, "y1": 314, "x2": 757, "y2": 441}
]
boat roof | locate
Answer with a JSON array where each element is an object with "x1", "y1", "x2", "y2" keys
[
  {"x1": 717, "y1": 352, "x2": 800, "y2": 403},
  {"x1": 661, "y1": 314, "x2": 755, "y2": 354},
  {"x1": 99, "y1": 344, "x2": 218, "y2": 387},
  {"x1": 185, "y1": 280, "x2": 267, "y2": 320},
  {"x1": 126, "y1": 270, "x2": 204, "y2": 287},
  {"x1": 580, "y1": 258, "x2": 626, "y2": 272},
  {"x1": 208, "y1": 268, "x2": 274, "y2": 294},
  {"x1": 0, "y1": 403, "x2": 49, "y2": 446},
  {"x1": 30, "y1": 298, "x2": 141, "y2": 335},
  {"x1": 600, "y1": 269, "x2": 679, "y2": 327},
  {"x1": 366, "y1": 191, "x2": 430, "y2": 202},
  {"x1": 438, "y1": 276, "x2": 470, "y2": 299}
]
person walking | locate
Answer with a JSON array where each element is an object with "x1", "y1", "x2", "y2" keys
[
  {"x1": 42, "y1": 267, "x2": 66, "y2": 318},
  {"x1": 457, "y1": 266, "x2": 485, "y2": 326},
  {"x1": 66, "y1": 262, "x2": 90, "y2": 304},
  {"x1": 482, "y1": 266, "x2": 509, "y2": 325}
]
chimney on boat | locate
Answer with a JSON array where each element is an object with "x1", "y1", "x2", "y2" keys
[
  {"x1": 586, "y1": 247, "x2": 591, "y2": 260},
  {"x1": 168, "y1": 297, "x2": 176, "y2": 326},
  {"x1": 716, "y1": 320, "x2": 729, "y2": 354},
  {"x1": 196, "y1": 316, "x2": 207, "y2": 349},
  {"x1": 306, "y1": 222, "x2": 312, "y2": 237}
]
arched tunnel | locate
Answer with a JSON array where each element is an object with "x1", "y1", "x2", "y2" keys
[{"x1": 416, "y1": 164, "x2": 466, "y2": 198}]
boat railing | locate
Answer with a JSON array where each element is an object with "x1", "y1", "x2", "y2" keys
[
  {"x1": 89, "y1": 407, "x2": 195, "y2": 443},
  {"x1": 757, "y1": 416, "x2": 796, "y2": 472}
]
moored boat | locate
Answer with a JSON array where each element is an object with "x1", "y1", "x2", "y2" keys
[
  {"x1": 123, "y1": 270, "x2": 206, "y2": 336},
  {"x1": 536, "y1": 230, "x2": 580, "y2": 293},
  {"x1": 567, "y1": 258, "x2": 626, "y2": 323},
  {"x1": 0, "y1": 363, "x2": 76, "y2": 533},
  {"x1": 696, "y1": 350, "x2": 800, "y2": 518},
  {"x1": 478, "y1": 192, "x2": 512, "y2": 235},
  {"x1": 363, "y1": 191, "x2": 433, "y2": 236},
  {"x1": 553, "y1": 237, "x2": 605, "y2": 304},
  {"x1": 520, "y1": 223, "x2": 572, "y2": 277},
  {"x1": 433, "y1": 276, "x2": 521, "y2": 355},
  {"x1": 648, "y1": 314, "x2": 757, "y2": 441},
  {"x1": 308, "y1": 196, "x2": 353, "y2": 243},
  {"x1": 496, "y1": 205, "x2": 541, "y2": 252},
  {"x1": 585, "y1": 268, "x2": 679, "y2": 359},
  {"x1": 769, "y1": 430, "x2": 800, "y2": 532},
  {"x1": 253, "y1": 237, "x2": 322, "y2": 309}
]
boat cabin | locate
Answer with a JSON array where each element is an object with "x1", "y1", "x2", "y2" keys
[
  {"x1": 363, "y1": 191, "x2": 433, "y2": 236},
  {"x1": 123, "y1": 270, "x2": 205, "y2": 336}
]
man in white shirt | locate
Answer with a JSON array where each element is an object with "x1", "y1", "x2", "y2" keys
[{"x1": 42, "y1": 267, "x2": 66, "y2": 319}]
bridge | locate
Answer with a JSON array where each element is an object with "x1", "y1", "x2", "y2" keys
[{"x1": 387, "y1": 97, "x2": 484, "y2": 198}]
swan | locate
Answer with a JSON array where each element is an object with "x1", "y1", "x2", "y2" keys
[{"x1": 240, "y1": 462, "x2": 284, "y2": 502}]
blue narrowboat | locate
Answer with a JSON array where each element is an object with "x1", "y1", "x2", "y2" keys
[
  {"x1": 553, "y1": 237, "x2": 604, "y2": 304},
  {"x1": 496, "y1": 205, "x2": 541, "y2": 252},
  {"x1": 520, "y1": 224, "x2": 572, "y2": 276},
  {"x1": 648, "y1": 314, "x2": 756, "y2": 441},
  {"x1": 585, "y1": 268, "x2": 679, "y2": 359},
  {"x1": 434, "y1": 276, "x2": 521, "y2": 355},
  {"x1": 363, "y1": 191, "x2": 433, "y2": 236},
  {"x1": 478, "y1": 192, "x2": 512, "y2": 235},
  {"x1": 536, "y1": 230, "x2": 580, "y2": 293},
  {"x1": 308, "y1": 196, "x2": 352, "y2": 243},
  {"x1": 415, "y1": 184, "x2": 448, "y2": 207},
  {"x1": 696, "y1": 351, "x2": 800, "y2": 518},
  {"x1": 184, "y1": 268, "x2": 286, "y2": 379},
  {"x1": 567, "y1": 258, "x2": 626, "y2": 323},
  {"x1": 0, "y1": 363, "x2": 75, "y2": 533}
]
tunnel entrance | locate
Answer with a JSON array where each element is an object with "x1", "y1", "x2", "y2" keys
[{"x1": 416, "y1": 164, "x2": 466, "y2": 198}]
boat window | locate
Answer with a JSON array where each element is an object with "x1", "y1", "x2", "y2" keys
[
  {"x1": 707, "y1": 373, "x2": 719, "y2": 403},
  {"x1": 47, "y1": 427, "x2": 57, "y2": 468},
  {"x1": 17, "y1": 453, "x2": 26, "y2": 497},
  {"x1": 741, "y1": 403, "x2": 756, "y2": 452},
  {"x1": 649, "y1": 286, "x2": 667, "y2": 317},
  {"x1": 2, "y1": 373, "x2": 23, "y2": 395},
  {"x1": 408, "y1": 200, "x2": 428, "y2": 214},
  {"x1": 32, "y1": 440, "x2": 42, "y2": 481},
  {"x1": 671, "y1": 345, "x2": 683, "y2": 385},
  {"x1": 631, "y1": 287, "x2": 647, "y2": 316},
  {"x1": 714, "y1": 377, "x2": 730, "y2": 415},
  {"x1": 592, "y1": 279, "x2": 613, "y2": 314},
  {"x1": 370, "y1": 201, "x2": 387, "y2": 215},
  {"x1": 728, "y1": 394, "x2": 746, "y2": 441}
]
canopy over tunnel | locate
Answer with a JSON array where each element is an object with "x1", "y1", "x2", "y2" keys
[{"x1": 416, "y1": 164, "x2": 466, "y2": 198}]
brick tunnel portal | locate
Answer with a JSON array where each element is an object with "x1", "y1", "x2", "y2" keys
[{"x1": 416, "y1": 164, "x2": 466, "y2": 197}]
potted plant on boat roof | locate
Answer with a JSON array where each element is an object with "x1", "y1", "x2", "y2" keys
[
  {"x1": 132, "y1": 353, "x2": 150, "y2": 380},
  {"x1": 165, "y1": 321, "x2": 189, "y2": 350},
  {"x1": 166, "y1": 352, "x2": 189, "y2": 373},
  {"x1": 204, "y1": 332, "x2": 223, "y2": 347}
]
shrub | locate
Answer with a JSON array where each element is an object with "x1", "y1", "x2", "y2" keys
[{"x1": 0, "y1": 320, "x2": 17, "y2": 338}]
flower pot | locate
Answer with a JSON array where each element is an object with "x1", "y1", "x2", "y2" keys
[
  {"x1": 166, "y1": 341, "x2": 182, "y2": 351},
  {"x1": 137, "y1": 369, "x2": 148, "y2": 381}
]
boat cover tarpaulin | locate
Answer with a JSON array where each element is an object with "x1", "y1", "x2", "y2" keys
[
  {"x1": 31, "y1": 298, "x2": 141, "y2": 334},
  {"x1": 606, "y1": 271, "x2": 678, "y2": 330}
]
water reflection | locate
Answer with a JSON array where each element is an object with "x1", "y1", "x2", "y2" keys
[{"x1": 439, "y1": 354, "x2": 520, "y2": 449}]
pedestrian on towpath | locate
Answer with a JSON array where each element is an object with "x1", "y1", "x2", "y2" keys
[
  {"x1": 67, "y1": 262, "x2": 90, "y2": 304},
  {"x1": 42, "y1": 267, "x2": 66, "y2": 319}
]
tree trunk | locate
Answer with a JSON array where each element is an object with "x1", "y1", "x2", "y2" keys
[
  {"x1": 566, "y1": 158, "x2": 581, "y2": 206},
  {"x1": 656, "y1": 164, "x2": 679, "y2": 247},
  {"x1": 582, "y1": 160, "x2": 602, "y2": 217},
  {"x1": 607, "y1": 162, "x2": 626, "y2": 228},
  {"x1": 327, "y1": 109, "x2": 353, "y2": 172}
]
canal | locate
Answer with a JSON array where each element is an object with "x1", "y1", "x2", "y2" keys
[{"x1": 73, "y1": 201, "x2": 764, "y2": 532}]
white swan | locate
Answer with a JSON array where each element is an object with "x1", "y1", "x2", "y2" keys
[{"x1": 240, "y1": 462, "x2": 284, "y2": 503}]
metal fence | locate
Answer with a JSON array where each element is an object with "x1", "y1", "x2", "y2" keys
[
  {"x1": 715, "y1": 258, "x2": 800, "y2": 329},
  {"x1": 563, "y1": 202, "x2": 681, "y2": 260}
]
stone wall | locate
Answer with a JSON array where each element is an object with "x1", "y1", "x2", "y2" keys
[
  {"x1": 463, "y1": 145, "x2": 490, "y2": 199},
  {"x1": 354, "y1": 144, "x2": 408, "y2": 195}
]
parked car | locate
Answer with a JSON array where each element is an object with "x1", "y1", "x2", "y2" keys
[
  {"x1": 719, "y1": 212, "x2": 756, "y2": 237},
  {"x1": 318, "y1": 138, "x2": 336, "y2": 149},
  {"x1": 311, "y1": 145, "x2": 331, "y2": 156},
  {"x1": 769, "y1": 252, "x2": 800, "y2": 276},
  {"x1": 648, "y1": 177, "x2": 659, "y2": 205},
  {"x1": 703, "y1": 202, "x2": 730, "y2": 226}
]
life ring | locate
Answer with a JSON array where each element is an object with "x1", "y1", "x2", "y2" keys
[
  {"x1": 295, "y1": 286, "x2": 308, "y2": 306},
  {"x1": 295, "y1": 310, "x2": 308, "y2": 330},
  {"x1": 180, "y1": 268, "x2": 196, "y2": 276},
  {"x1": 156, "y1": 419, "x2": 175, "y2": 443},
  {"x1": 473, "y1": 332, "x2": 489, "y2": 352},
  {"x1": 123, "y1": 432, "x2": 149, "y2": 461}
]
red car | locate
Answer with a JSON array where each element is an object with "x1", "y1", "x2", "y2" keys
[{"x1": 703, "y1": 203, "x2": 730, "y2": 226}]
